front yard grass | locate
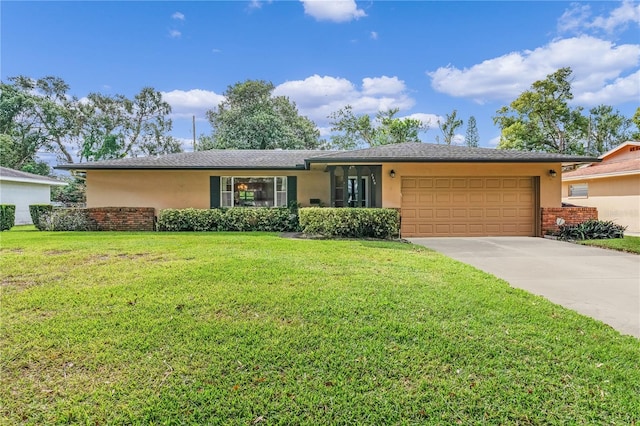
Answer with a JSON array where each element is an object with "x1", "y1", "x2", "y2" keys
[
  {"x1": 1, "y1": 230, "x2": 638, "y2": 424},
  {"x1": 579, "y1": 235, "x2": 640, "y2": 254}
]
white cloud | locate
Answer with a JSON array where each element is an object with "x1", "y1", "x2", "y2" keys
[
  {"x1": 172, "y1": 12, "x2": 185, "y2": 21},
  {"x1": 248, "y1": 0, "x2": 273, "y2": 10},
  {"x1": 361, "y1": 76, "x2": 405, "y2": 96},
  {"x1": 161, "y1": 89, "x2": 225, "y2": 119},
  {"x1": 428, "y1": 35, "x2": 640, "y2": 106},
  {"x1": 370, "y1": 31, "x2": 378, "y2": 40},
  {"x1": 574, "y1": 69, "x2": 640, "y2": 105},
  {"x1": 403, "y1": 113, "x2": 442, "y2": 130},
  {"x1": 559, "y1": 1, "x2": 640, "y2": 35},
  {"x1": 300, "y1": 0, "x2": 366, "y2": 23},
  {"x1": 169, "y1": 30, "x2": 181, "y2": 39},
  {"x1": 274, "y1": 74, "x2": 415, "y2": 124}
]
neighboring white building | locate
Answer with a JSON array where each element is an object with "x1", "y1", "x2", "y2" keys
[{"x1": 0, "y1": 167, "x2": 67, "y2": 225}]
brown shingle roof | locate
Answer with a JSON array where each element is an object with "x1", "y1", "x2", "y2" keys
[{"x1": 563, "y1": 158, "x2": 640, "y2": 179}]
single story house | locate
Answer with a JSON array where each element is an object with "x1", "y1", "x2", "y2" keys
[
  {"x1": 57, "y1": 142, "x2": 595, "y2": 237},
  {"x1": 562, "y1": 141, "x2": 640, "y2": 234},
  {"x1": 0, "y1": 166, "x2": 67, "y2": 225}
]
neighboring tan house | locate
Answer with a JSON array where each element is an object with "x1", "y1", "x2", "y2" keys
[
  {"x1": 562, "y1": 141, "x2": 640, "y2": 234},
  {"x1": 57, "y1": 142, "x2": 595, "y2": 237},
  {"x1": 0, "y1": 167, "x2": 67, "y2": 225}
]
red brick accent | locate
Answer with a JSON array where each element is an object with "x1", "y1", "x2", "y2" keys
[
  {"x1": 541, "y1": 207, "x2": 598, "y2": 235},
  {"x1": 86, "y1": 207, "x2": 155, "y2": 231}
]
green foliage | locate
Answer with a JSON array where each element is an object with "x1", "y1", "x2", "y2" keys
[
  {"x1": 299, "y1": 207, "x2": 399, "y2": 239},
  {"x1": 555, "y1": 219, "x2": 626, "y2": 241},
  {"x1": 51, "y1": 175, "x2": 86, "y2": 204},
  {"x1": 328, "y1": 106, "x2": 427, "y2": 149},
  {"x1": 1, "y1": 76, "x2": 180, "y2": 166},
  {"x1": 586, "y1": 105, "x2": 633, "y2": 155},
  {"x1": 157, "y1": 207, "x2": 299, "y2": 232},
  {"x1": 494, "y1": 67, "x2": 588, "y2": 154},
  {"x1": 0, "y1": 204, "x2": 16, "y2": 231},
  {"x1": 203, "y1": 80, "x2": 320, "y2": 150},
  {"x1": 29, "y1": 204, "x2": 53, "y2": 230},
  {"x1": 465, "y1": 115, "x2": 479, "y2": 147},
  {"x1": 437, "y1": 109, "x2": 463, "y2": 145},
  {"x1": 79, "y1": 87, "x2": 181, "y2": 161},
  {"x1": 39, "y1": 209, "x2": 96, "y2": 231},
  {"x1": 632, "y1": 107, "x2": 640, "y2": 140}
]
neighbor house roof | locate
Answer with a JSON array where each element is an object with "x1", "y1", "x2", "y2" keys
[
  {"x1": 0, "y1": 166, "x2": 67, "y2": 186},
  {"x1": 563, "y1": 158, "x2": 640, "y2": 180},
  {"x1": 56, "y1": 142, "x2": 598, "y2": 171},
  {"x1": 563, "y1": 141, "x2": 640, "y2": 181}
]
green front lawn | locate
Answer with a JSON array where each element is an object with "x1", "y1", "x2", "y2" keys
[
  {"x1": 580, "y1": 235, "x2": 640, "y2": 254},
  {"x1": 1, "y1": 230, "x2": 638, "y2": 424}
]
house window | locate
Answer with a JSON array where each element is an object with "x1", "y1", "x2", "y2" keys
[
  {"x1": 347, "y1": 176, "x2": 368, "y2": 207},
  {"x1": 333, "y1": 176, "x2": 368, "y2": 207},
  {"x1": 220, "y1": 177, "x2": 287, "y2": 207},
  {"x1": 569, "y1": 183, "x2": 588, "y2": 197}
]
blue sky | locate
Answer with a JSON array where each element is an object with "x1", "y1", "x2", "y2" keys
[{"x1": 2, "y1": 0, "x2": 639, "y2": 158}]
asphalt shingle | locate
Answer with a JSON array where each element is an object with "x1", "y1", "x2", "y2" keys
[{"x1": 56, "y1": 142, "x2": 598, "y2": 170}]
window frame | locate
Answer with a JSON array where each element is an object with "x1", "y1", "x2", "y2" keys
[
  {"x1": 568, "y1": 183, "x2": 588, "y2": 198},
  {"x1": 220, "y1": 176, "x2": 288, "y2": 208}
]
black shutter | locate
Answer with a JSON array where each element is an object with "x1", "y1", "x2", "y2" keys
[
  {"x1": 210, "y1": 176, "x2": 221, "y2": 208},
  {"x1": 287, "y1": 176, "x2": 297, "y2": 205}
]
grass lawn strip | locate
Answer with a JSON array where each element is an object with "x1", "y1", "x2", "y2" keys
[
  {"x1": 579, "y1": 235, "x2": 640, "y2": 254},
  {"x1": 1, "y1": 230, "x2": 639, "y2": 424}
]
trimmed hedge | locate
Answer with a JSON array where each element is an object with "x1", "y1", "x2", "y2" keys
[
  {"x1": 299, "y1": 207, "x2": 400, "y2": 239},
  {"x1": 157, "y1": 208, "x2": 300, "y2": 232},
  {"x1": 39, "y1": 209, "x2": 96, "y2": 231},
  {"x1": 29, "y1": 204, "x2": 54, "y2": 230},
  {"x1": 0, "y1": 204, "x2": 16, "y2": 231},
  {"x1": 555, "y1": 219, "x2": 626, "y2": 241}
]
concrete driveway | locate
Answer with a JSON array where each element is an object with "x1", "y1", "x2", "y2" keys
[{"x1": 408, "y1": 237, "x2": 640, "y2": 338}]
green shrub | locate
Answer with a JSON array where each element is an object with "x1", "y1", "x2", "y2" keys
[
  {"x1": 158, "y1": 208, "x2": 299, "y2": 232},
  {"x1": 40, "y1": 209, "x2": 96, "y2": 231},
  {"x1": 299, "y1": 207, "x2": 400, "y2": 239},
  {"x1": 29, "y1": 204, "x2": 53, "y2": 230},
  {"x1": 158, "y1": 209, "x2": 225, "y2": 232},
  {"x1": 0, "y1": 204, "x2": 16, "y2": 231},
  {"x1": 556, "y1": 219, "x2": 626, "y2": 241}
]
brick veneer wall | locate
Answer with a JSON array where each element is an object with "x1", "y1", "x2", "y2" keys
[
  {"x1": 86, "y1": 207, "x2": 155, "y2": 231},
  {"x1": 541, "y1": 207, "x2": 598, "y2": 235}
]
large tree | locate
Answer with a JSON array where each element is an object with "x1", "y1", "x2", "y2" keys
[
  {"x1": 586, "y1": 105, "x2": 633, "y2": 155},
  {"x1": 494, "y1": 67, "x2": 588, "y2": 154},
  {"x1": 1, "y1": 76, "x2": 180, "y2": 168},
  {"x1": 328, "y1": 106, "x2": 427, "y2": 149},
  {"x1": 79, "y1": 88, "x2": 180, "y2": 161},
  {"x1": 465, "y1": 115, "x2": 479, "y2": 147},
  {"x1": 202, "y1": 80, "x2": 320, "y2": 150},
  {"x1": 436, "y1": 110, "x2": 463, "y2": 145},
  {"x1": 1, "y1": 76, "x2": 79, "y2": 168}
]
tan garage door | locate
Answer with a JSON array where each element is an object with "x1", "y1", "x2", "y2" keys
[{"x1": 401, "y1": 176, "x2": 536, "y2": 237}]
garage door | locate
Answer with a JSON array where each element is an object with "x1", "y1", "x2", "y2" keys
[{"x1": 401, "y1": 177, "x2": 536, "y2": 237}]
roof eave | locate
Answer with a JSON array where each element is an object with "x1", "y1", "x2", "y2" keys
[
  {"x1": 563, "y1": 170, "x2": 640, "y2": 181},
  {"x1": 55, "y1": 165, "x2": 308, "y2": 171},
  {"x1": 306, "y1": 157, "x2": 599, "y2": 164}
]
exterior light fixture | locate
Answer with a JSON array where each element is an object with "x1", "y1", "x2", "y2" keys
[
  {"x1": 548, "y1": 169, "x2": 557, "y2": 178},
  {"x1": 390, "y1": 169, "x2": 396, "y2": 178}
]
